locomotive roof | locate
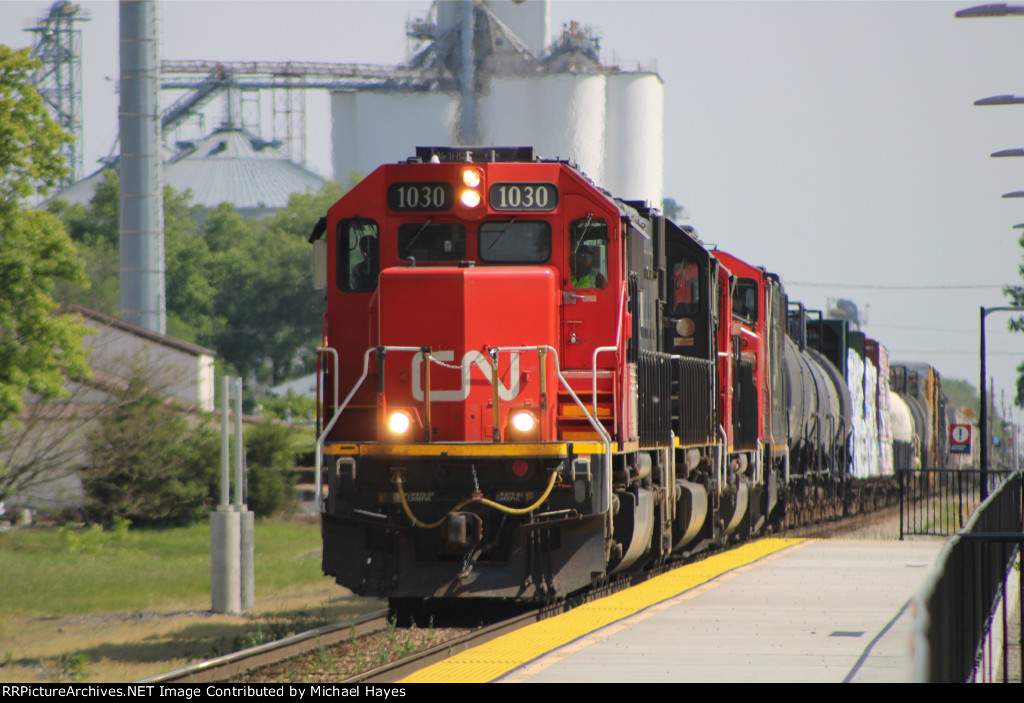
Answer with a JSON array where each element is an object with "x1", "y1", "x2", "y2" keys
[{"x1": 404, "y1": 145, "x2": 695, "y2": 242}]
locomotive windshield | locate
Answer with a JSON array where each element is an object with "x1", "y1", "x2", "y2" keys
[
  {"x1": 479, "y1": 220, "x2": 552, "y2": 262},
  {"x1": 569, "y1": 217, "x2": 609, "y2": 290},
  {"x1": 397, "y1": 222, "x2": 467, "y2": 261}
]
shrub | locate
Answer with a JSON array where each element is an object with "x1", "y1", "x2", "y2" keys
[
  {"x1": 83, "y1": 372, "x2": 219, "y2": 527},
  {"x1": 246, "y1": 465, "x2": 294, "y2": 518},
  {"x1": 244, "y1": 419, "x2": 299, "y2": 518}
]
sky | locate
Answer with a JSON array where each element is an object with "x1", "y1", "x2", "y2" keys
[{"x1": 2, "y1": 0, "x2": 1023, "y2": 418}]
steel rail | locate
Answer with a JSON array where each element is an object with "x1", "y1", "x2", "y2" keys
[
  {"x1": 138, "y1": 609, "x2": 390, "y2": 684},
  {"x1": 349, "y1": 609, "x2": 545, "y2": 684}
]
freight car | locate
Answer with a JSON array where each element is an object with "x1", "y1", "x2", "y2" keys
[{"x1": 308, "y1": 146, "x2": 946, "y2": 606}]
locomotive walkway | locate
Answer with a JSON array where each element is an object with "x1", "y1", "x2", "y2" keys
[{"x1": 401, "y1": 538, "x2": 947, "y2": 683}]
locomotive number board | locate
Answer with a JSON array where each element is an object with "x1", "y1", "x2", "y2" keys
[
  {"x1": 489, "y1": 183, "x2": 558, "y2": 211},
  {"x1": 387, "y1": 182, "x2": 454, "y2": 211}
]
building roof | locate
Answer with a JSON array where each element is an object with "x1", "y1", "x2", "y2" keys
[
  {"x1": 52, "y1": 127, "x2": 325, "y2": 216},
  {"x1": 60, "y1": 304, "x2": 216, "y2": 358},
  {"x1": 166, "y1": 127, "x2": 324, "y2": 214}
]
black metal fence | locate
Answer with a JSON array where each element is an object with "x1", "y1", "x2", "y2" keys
[
  {"x1": 914, "y1": 472, "x2": 1022, "y2": 682},
  {"x1": 899, "y1": 468, "x2": 1014, "y2": 539}
]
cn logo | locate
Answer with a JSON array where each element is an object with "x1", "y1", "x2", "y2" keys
[{"x1": 411, "y1": 351, "x2": 520, "y2": 402}]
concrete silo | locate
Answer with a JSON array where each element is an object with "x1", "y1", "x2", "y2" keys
[{"x1": 330, "y1": 0, "x2": 664, "y2": 206}]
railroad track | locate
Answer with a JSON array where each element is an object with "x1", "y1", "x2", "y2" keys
[
  {"x1": 142, "y1": 505, "x2": 901, "y2": 684},
  {"x1": 140, "y1": 609, "x2": 393, "y2": 684},
  {"x1": 139, "y1": 606, "x2": 549, "y2": 684},
  {"x1": 780, "y1": 502, "x2": 904, "y2": 539}
]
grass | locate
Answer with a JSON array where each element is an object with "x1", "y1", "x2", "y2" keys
[
  {"x1": 0, "y1": 517, "x2": 327, "y2": 617},
  {"x1": 0, "y1": 516, "x2": 385, "y2": 682}
]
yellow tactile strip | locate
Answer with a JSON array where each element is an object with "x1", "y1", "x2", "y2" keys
[{"x1": 399, "y1": 537, "x2": 805, "y2": 683}]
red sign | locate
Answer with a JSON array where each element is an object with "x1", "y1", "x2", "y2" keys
[{"x1": 950, "y1": 423, "x2": 971, "y2": 455}]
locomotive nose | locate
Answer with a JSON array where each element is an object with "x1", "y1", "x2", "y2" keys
[{"x1": 377, "y1": 265, "x2": 560, "y2": 442}]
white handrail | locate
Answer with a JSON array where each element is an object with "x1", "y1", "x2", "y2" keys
[
  {"x1": 314, "y1": 345, "x2": 423, "y2": 512},
  {"x1": 592, "y1": 346, "x2": 617, "y2": 418},
  {"x1": 489, "y1": 345, "x2": 613, "y2": 509},
  {"x1": 317, "y1": 343, "x2": 617, "y2": 514}
]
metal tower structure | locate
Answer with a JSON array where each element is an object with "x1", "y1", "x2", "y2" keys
[
  {"x1": 25, "y1": 1, "x2": 92, "y2": 188},
  {"x1": 157, "y1": 0, "x2": 548, "y2": 164},
  {"x1": 159, "y1": 59, "x2": 443, "y2": 167},
  {"x1": 119, "y1": 0, "x2": 164, "y2": 335}
]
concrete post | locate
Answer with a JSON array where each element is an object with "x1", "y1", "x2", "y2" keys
[
  {"x1": 240, "y1": 508, "x2": 255, "y2": 611},
  {"x1": 234, "y1": 377, "x2": 255, "y2": 610},
  {"x1": 212, "y1": 376, "x2": 254, "y2": 613},
  {"x1": 210, "y1": 508, "x2": 241, "y2": 614}
]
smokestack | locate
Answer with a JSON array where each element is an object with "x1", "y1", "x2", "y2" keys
[{"x1": 119, "y1": 0, "x2": 165, "y2": 334}]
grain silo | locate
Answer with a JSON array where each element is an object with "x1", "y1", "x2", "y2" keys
[{"x1": 330, "y1": 0, "x2": 664, "y2": 206}]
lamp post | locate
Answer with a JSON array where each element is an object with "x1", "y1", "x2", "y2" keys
[
  {"x1": 979, "y1": 306, "x2": 1024, "y2": 498},
  {"x1": 959, "y1": 4, "x2": 1024, "y2": 491}
]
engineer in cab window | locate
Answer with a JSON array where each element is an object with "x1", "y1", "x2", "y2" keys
[
  {"x1": 571, "y1": 245, "x2": 607, "y2": 289},
  {"x1": 673, "y1": 260, "x2": 699, "y2": 313},
  {"x1": 350, "y1": 235, "x2": 379, "y2": 291}
]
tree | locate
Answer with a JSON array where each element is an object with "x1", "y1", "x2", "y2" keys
[
  {"x1": 48, "y1": 171, "x2": 120, "y2": 315},
  {"x1": 942, "y1": 378, "x2": 979, "y2": 417},
  {"x1": 0, "y1": 47, "x2": 70, "y2": 203},
  {"x1": 202, "y1": 184, "x2": 340, "y2": 385},
  {"x1": 83, "y1": 369, "x2": 219, "y2": 527},
  {"x1": 1006, "y1": 231, "x2": 1024, "y2": 407},
  {"x1": 50, "y1": 180, "x2": 342, "y2": 388},
  {"x1": 244, "y1": 419, "x2": 301, "y2": 518},
  {"x1": 0, "y1": 369, "x2": 111, "y2": 507},
  {"x1": 0, "y1": 46, "x2": 88, "y2": 433}
]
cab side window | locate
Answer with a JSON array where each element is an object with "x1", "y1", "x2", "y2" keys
[
  {"x1": 672, "y1": 258, "x2": 701, "y2": 315},
  {"x1": 569, "y1": 217, "x2": 608, "y2": 290},
  {"x1": 338, "y1": 219, "x2": 380, "y2": 292},
  {"x1": 733, "y1": 278, "x2": 759, "y2": 322}
]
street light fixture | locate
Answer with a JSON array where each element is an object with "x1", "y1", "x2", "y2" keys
[
  {"x1": 956, "y1": 4, "x2": 1024, "y2": 17},
  {"x1": 992, "y1": 149, "x2": 1024, "y2": 157},
  {"x1": 976, "y1": 95, "x2": 1024, "y2": 105}
]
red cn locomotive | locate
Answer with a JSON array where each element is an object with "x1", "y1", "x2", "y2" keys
[{"x1": 309, "y1": 146, "x2": 936, "y2": 607}]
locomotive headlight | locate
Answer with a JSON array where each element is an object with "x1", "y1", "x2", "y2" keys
[
  {"x1": 510, "y1": 410, "x2": 537, "y2": 433},
  {"x1": 388, "y1": 411, "x2": 412, "y2": 434},
  {"x1": 460, "y1": 189, "x2": 482, "y2": 208},
  {"x1": 675, "y1": 318, "x2": 696, "y2": 337},
  {"x1": 462, "y1": 168, "x2": 482, "y2": 188}
]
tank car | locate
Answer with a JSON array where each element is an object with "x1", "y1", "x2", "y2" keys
[{"x1": 307, "y1": 146, "x2": 940, "y2": 608}]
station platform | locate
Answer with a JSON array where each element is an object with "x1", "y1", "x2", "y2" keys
[{"x1": 400, "y1": 537, "x2": 947, "y2": 683}]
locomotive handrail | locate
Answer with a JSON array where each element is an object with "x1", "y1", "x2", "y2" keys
[
  {"x1": 488, "y1": 344, "x2": 612, "y2": 443},
  {"x1": 592, "y1": 346, "x2": 617, "y2": 418},
  {"x1": 317, "y1": 347, "x2": 340, "y2": 417},
  {"x1": 488, "y1": 344, "x2": 613, "y2": 503},
  {"x1": 717, "y1": 424, "x2": 728, "y2": 495},
  {"x1": 590, "y1": 283, "x2": 628, "y2": 426},
  {"x1": 317, "y1": 344, "x2": 614, "y2": 514},
  {"x1": 314, "y1": 345, "x2": 424, "y2": 512}
]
